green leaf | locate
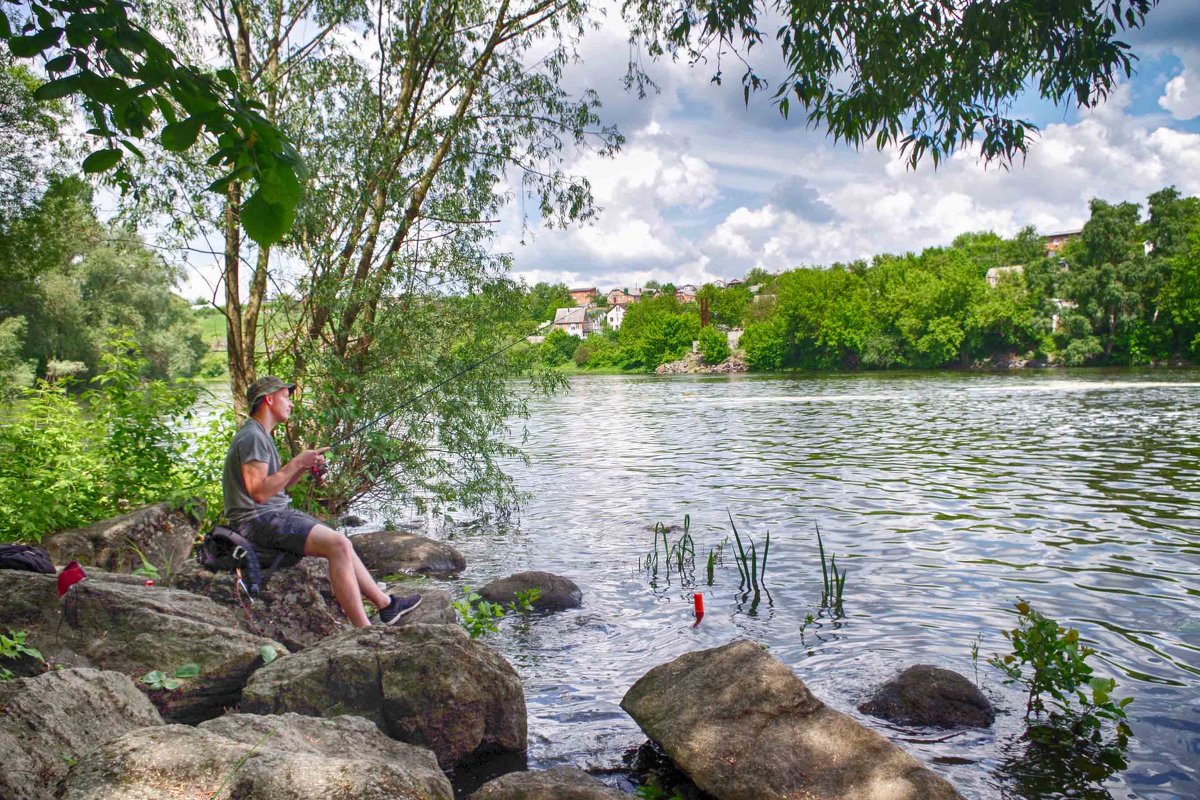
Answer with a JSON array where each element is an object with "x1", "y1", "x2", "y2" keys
[
  {"x1": 7, "y1": 28, "x2": 63, "y2": 57},
  {"x1": 216, "y1": 68, "x2": 239, "y2": 91},
  {"x1": 160, "y1": 116, "x2": 203, "y2": 152},
  {"x1": 33, "y1": 74, "x2": 87, "y2": 100},
  {"x1": 44, "y1": 53, "x2": 74, "y2": 72},
  {"x1": 139, "y1": 670, "x2": 167, "y2": 686},
  {"x1": 173, "y1": 662, "x2": 200, "y2": 678},
  {"x1": 162, "y1": 677, "x2": 182, "y2": 690},
  {"x1": 240, "y1": 190, "x2": 294, "y2": 246},
  {"x1": 81, "y1": 148, "x2": 123, "y2": 173},
  {"x1": 259, "y1": 645, "x2": 277, "y2": 665}
]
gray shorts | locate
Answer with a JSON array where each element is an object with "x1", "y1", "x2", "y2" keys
[{"x1": 242, "y1": 509, "x2": 321, "y2": 556}]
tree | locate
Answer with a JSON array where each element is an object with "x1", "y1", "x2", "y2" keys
[
  {"x1": 1, "y1": 0, "x2": 303, "y2": 246},
  {"x1": 526, "y1": 282, "x2": 573, "y2": 323},
  {"x1": 623, "y1": 0, "x2": 1158, "y2": 166},
  {"x1": 698, "y1": 324, "x2": 729, "y2": 363},
  {"x1": 0, "y1": 58, "x2": 65, "y2": 222}
]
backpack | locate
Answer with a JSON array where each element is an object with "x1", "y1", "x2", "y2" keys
[
  {"x1": 0, "y1": 544, "x2": 55, "y2": 574},
  {"x1": 197, "y1": 525, "x2": 301, "y2": 597}
]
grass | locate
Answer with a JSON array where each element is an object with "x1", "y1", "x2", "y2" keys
[
  {"x1": 728, "y1": 511, "x2": 770, "y2": 603},
  {"x1": 643, "y1": 516, "x2": 696, "y2": 585},
  {"x1": 816, "y1": 523, "x2": 847, "y2": 615}
]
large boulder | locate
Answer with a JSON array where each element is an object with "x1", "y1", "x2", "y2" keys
[
  {"x1": 858, "y1": 664, "x2": 995, "y2": 729},
  {"x1": 169, "y1": 559, "x2": 455, "y2": 651},
  {"x1": 351, "y1": 530, "x2": 466, "y2": 576},
  {"x1": 42, "y1": 502, "x2": 198, "y2": 575},
  {"x1": 241, "y1": 624, "x2": 526, "y2": 767},
  {"x1": 60, "y1": 713, "x2": 453, "y2": 800},
  {"x1": 0, "y1": 668, "x2": 164, "y2": 800},
  {"x1": 621, "y1": 640, "x2": 964, "y2": 800},
  {"x1": 478, "y1": 571, "x2": 582, "y2": 611},
  {"x1": 469, "y1": 767, "x2": 629, "y2": 800},
  {"x1": 0, "y1": 569, "x2": 286, "y2": 723}
]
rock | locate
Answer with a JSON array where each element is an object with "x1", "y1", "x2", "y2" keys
[
  {"x1": 0, "y1": 569, "x2": 286, "y2": 723},
  {"x1": 169, "y1": 559, "x2": 455, "y2": 651},
  {"x1": 470, "y1": 767, "x2": 628, "y2": 800},
  {"x1": 858, "y1": 664, "x2": 995, "y2": 729},
  {"x1": 341, "y1": 514, "x2": 367, "y2": 527},
  {"x1": 352, "y1": 530, "x2": 466, "y2": 576},
  {"x1": 0, "y1": 668, "x2": 164, "y2": 800},
  {"x1": 654, "y1": 352, "x2": 748, "y2": 375},
  {"x1": 621, "y1": 640, "x2": 964, "y2": 800},
  {"x1": 479, "y1": 571, "x2": 582, "y2": 611},
  {"x1": 240, "y1": 624, "x2": 526, "y2": 767},
  {"x1": 42, "y1": 502, "x2": 199, "y2": 575},
  {"x1": 60, "y1": 713, "x2": 453, "y2": 800}
]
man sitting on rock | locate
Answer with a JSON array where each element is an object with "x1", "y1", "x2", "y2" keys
[{"x1": 223, "y1": 376, "x2": 420, "y2": 626}]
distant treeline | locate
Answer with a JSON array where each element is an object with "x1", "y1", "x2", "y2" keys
[{"x1": 530, "y1": 186, "x2": 1200, "y2": 372}]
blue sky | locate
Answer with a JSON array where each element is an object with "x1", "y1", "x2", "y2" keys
[{"x1": 492, "y1": 0, "x2": 1200, "y2": 293}]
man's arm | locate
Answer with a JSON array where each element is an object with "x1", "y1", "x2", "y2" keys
[{"x1": 241, "y1": 448, "x2": 330, "y2": 504}]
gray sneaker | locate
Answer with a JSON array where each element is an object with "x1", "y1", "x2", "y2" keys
[{"x1": 379, "y1": 593, "x2": 422, "y2": 625}]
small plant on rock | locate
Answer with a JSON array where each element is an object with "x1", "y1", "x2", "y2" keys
[
  {"x1": 0, "y1": 630, "x2": 44, "y2": 680},
  {"x1": 140, "y1": 661, "x2": 201, "y2": 691},
  {"x1": 453, "y1": 588, "x2": 506, "y2": 638}
]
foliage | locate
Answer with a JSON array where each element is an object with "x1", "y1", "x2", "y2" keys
[
  {"x1": 139, "y1": 661, "x2": 200, "y2": 691},
  {"x1": 0, "y1": 630, "x2": 45, "y2": 680},
  {"x1": 525, "y1": 282, "x2": 573, "y2": 323},
  {"x1": 1, "y1": 0, "x2": 303, "y2": 245},
  {"x1": 258, "y1": 645, "x2": 277, "y2": 665},
  {"x1": 989, "y1": 600, "x2": 1132, "y2": 743},
  {"x1": 728, "y1": 512, "x2": 769, "y2": 605},
  {"x1": 643, "y1": 516, "x2": 696, "y2": 586},
  {"x1": 741, "y1": 317, "x2": 788, "y2": 371},
  {"x1": 697, "y1": 325, "x2": 729, "y2": 364},
  {"x1": 618, "y1": 295, "x2": 699, "y2": 369},
  {"x1": 634, "y1": 777, "x2": 683, "y2": 800},
  {"x1": 541, "y1": 328, "x2": 581, "y2": 367},
  {"x1": 452, "y1": 586, "x2": 541, "y2": 638},
  {"x1": 0, "y1": 336, "x2": 198, "y2": 543},
  {"x1": 0, "y1": 58, "x2": 67, "y2": 221},
  {"x1": 622, "y1": 0, "x2": 1156, "y2": 166}
]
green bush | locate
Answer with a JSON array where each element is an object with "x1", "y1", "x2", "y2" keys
[
  {"x1": 0, "y1": 336, "x2": 199, "y2": 543},
  {"x1": 741, "y1": 318, "x2": 788, "y2": 370},
  {"x1": 540, "y1": 328, "x2": 580, "y2": 366},
  {"x1": 698, "y1": 326, "x2": 730, "y2": 363}
]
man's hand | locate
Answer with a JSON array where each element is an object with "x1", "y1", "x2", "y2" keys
[
  {"x1": 242, "y1": 446, "x2": 332, "y2": 502},
  {"x1": 292, "y1": 447, "x2": 331, "y2": 471}
]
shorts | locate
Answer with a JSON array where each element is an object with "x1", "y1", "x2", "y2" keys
[{"x1": 241, "y1": 509, "x2": 321, "y2": 556}]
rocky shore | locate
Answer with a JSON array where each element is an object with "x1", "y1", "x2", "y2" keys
[{"x1": 0, "y1": 504, "x2": 992, "y2": 799}]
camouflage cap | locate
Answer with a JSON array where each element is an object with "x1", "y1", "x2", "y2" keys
[{"x1": 246, "y1": 375, "x2": 295, "y2": 407}]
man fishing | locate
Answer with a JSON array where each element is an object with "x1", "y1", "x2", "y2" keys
[{"x1": 222, "y1": 376, "x2": 421, "y2": 626}]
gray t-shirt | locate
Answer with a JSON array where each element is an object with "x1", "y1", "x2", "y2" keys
[{"x1": 222, "y1": 418, "x2": 291, "y2": 526}]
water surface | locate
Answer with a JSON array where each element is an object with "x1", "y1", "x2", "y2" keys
[{"x1": 401, "y1": 371, "x2": 1200, "y2": 799}]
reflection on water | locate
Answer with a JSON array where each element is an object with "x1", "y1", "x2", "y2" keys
[{"x1": 366, "y1": 370, "x2": 1200, "y2": 800}]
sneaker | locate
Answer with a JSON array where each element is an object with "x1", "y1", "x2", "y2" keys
[{"x1": 379, "y1": 593, "x2": 422, "y2": 625}]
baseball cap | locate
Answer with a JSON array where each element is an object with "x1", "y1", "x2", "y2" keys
[{"x1": 246, "y1": 375, "x2": 295, "y2": 407}]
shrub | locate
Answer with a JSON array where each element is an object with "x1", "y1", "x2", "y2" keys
[
  {"x1": 540, "y1": 328, "x2": 580, "y2": 366},
  {"x1": 698, "y1": 326, "x2": 729, "y2": 363},
  {"x1": 0, "y1": 336, "x2": 199, "y2": 543},
  {"x1": 741, "y1": 318, "x2": 788, "y2": 370}
]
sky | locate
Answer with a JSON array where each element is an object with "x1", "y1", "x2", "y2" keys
[
  {"x1": 178, "y1": 0, "x2": 1200, "y2": 300},
  {"x1": 487, "y1": 0, "x2": 1200, "y2": 294}
]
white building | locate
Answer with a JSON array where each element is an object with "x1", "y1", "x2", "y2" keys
[
  {"x1": 552, "y1": 306, "x2": 588, "y2": 338},
  {"x1": 606, "y1": 304, "x2": 626, "y2": 330}
]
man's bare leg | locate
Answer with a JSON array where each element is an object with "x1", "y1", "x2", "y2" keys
[{"x1": 305, "y1": 524, "x2": 387, "y2": 627}]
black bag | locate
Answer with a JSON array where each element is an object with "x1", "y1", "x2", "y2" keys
[
  {"x1": 197, "y1": 525, "x2": 300, "y2": 597},
  {"x1": 0, "y1": 544, "x2": 55, "y2": 574}
]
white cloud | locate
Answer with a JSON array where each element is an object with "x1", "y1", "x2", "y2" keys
[{"x1": 1160, "y1": 69, "x2": 1200, "y2": 120}]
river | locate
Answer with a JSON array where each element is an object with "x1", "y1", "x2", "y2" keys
[{"x1": 383, "y1": 370, "x2": 1199, "y2": 800}]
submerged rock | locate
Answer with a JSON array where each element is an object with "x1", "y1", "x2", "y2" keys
[
  {"x1": 621, "y1": 639, "x2": 964, "y2": 800},
  {"x1": 479, "y1": 571, "x2": 582, "y2": 611},
  {"x1": 60, "y1": 713, "x2": 453, "y2": 800},
  {"x1": 240, "y1": 623, "x2": 526, "y2": 767},
  {"x1": 42, "y1": 502, "x2": 198, "y2": 575},
  {"x1": 858, "y1": 664, "x2": 995, "y2": 729},
  {"x1": 352, "y1": 530, "x2": 466, "y2": 576},
  {"x1": 470, "y1": 767, "x2": 629, "y2": 800},
  {"x1": 0, "y1": 668, "x2": 164, "y2": 800},
  {"x1": 0, "y1": 569, "x2": 286, "y2": 723}
]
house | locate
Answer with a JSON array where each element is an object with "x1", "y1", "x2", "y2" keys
[
  {"x1": 728, "y1": 278, "x2": 744, "y2": 287},
  {"x1": 710, "y1": 279, "x2": 726, "y2": 289},
  {"x1": 1042, "y1": 229, "x2": 1081, "y2": 255},
  {"x1": 552, "y1": 306, "x2": 588, "y2": 338},
  {"x1": 676, "y1": 284, "x2": 697, "y2": 303},
  {"x1": 569, "y1": 287, "x2": 598, "y2": 306},
  {"x1": 986, "y1": 265, "x2": 1024, "y2": 288},
  {"x1": 606, "y1": 287, "x2": 639, "y2": 306},
  {"x1": 606, "y1": 303, "x2": 626, "y2": 330}
]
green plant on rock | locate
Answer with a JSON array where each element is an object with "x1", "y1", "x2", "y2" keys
[
  {"x1": 0, "y1": 630, "x2": 44, "y2": 680},
  {"x1": 988, "y1": 600, "x2": 1132, "y2": 745},
  {"x1": 510, "y1": 588, "x2": 542, "y2": 613},
  {"x1": 453, "y1": 588, "x2": 506, "y2": 638},
  {"x1": 140, "y1": 661, "x2": 200, "y2": 691}
]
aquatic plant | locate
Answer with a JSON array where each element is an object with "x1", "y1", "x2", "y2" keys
[
  {"x1": 452, "y1": 587, "x2": 543, "y2": 637},
  {"x1": 988, "y1": 599, "x2": 1132, "y2": 743},
  {"x1": 816, "y1": 523, "x2": 846, "y2": 614},
  {"x1": 643, "y1": 516, "x2": 696, "y2": 585},
  {"x1": 727, "y1": 512, "x2": 769, "y2": 601}
]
